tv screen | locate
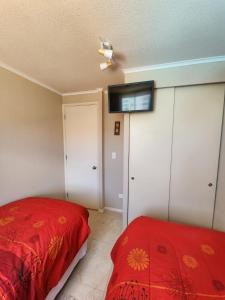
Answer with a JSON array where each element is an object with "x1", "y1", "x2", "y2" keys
[{"x1": 108, "y1": 81, "x2": 154, "y2": 113}]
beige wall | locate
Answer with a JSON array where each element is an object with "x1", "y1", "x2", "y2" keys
[
  {"x1": 0, "y1": 67, "x2": 65, "y2": 205},
  {"x1": 103, "y1": 91, "x2": 124, "y2": 210},
  {"x1": 62, "y1": 91, "x2": 124, "y2": 210},
  {"x1": 63, "y1": 92, "x2": 102, "y2": 105}
]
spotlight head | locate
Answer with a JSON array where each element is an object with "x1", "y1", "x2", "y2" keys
[
  {"x1": 98, "y1": 48, "x2": 113, "y2": 59},
  {"x1": 100, "y1": 60, "x2": 113, "y2": 71},
  {"x1": 100, "y1": 40, "x2": 113, "y2": 50}
]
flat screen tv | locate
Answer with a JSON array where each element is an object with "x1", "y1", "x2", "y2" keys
[{"x1": 108, "y1": 80, "x2": 154, "y2": 113}]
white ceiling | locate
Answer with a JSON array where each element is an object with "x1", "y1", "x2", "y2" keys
[{"x1": 0, "y1": 0, "x2": 225, "y2": 94}]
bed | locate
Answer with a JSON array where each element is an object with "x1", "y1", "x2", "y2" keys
[
  {"x1": 0, "y1": 197, "x2": 90, "y2": 300},
  {"x1": 105, "y1": 216, "x2": 225, "y2": 299}
]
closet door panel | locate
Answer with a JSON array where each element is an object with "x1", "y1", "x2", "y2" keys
[
  {"x1": 170, "y1": 84, "x2": 224, "y2": 228},
  {"x1": 128, "y1": 88, "x2": 174, "y2": 223}
]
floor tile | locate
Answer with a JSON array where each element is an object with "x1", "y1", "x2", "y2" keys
[{"x1": 56, "y1": 210, "x2": 122, "y2": 300}]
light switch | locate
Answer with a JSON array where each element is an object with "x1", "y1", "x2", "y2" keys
[{"x1": 112, "y1": 152, "x2": 117, "y2": 159}]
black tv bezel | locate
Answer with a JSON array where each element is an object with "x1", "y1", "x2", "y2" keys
[{"x1": 108, "y1": 80, "x2": 154, "y2": 113}]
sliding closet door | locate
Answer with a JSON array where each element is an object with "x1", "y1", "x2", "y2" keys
[
  {"x1": 169, "y1": 84, "x2": 224, "y2": 228},
  {"x1": 128, "y1": 88, "x2": 174, "y2": 223}
]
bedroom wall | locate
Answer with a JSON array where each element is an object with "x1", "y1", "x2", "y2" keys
[
  {"x1": 125, "y1": 60, "x2": 225, "y2": 231},
  {"x1": 103, "y1": 91, "x2": 124, "y2": 210},
  {"x1": 62, "y1": 91, "x2": 124, "y2": 210},
  {"x1": 0, "y1": 67, "x2": 65, "y2": 205},
  {"x1": 125, "y1": 60, "x2": 225, "y2": 88}
]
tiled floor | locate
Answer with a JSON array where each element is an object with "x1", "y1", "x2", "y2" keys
[{"x1": 57, "y1": 210, "x2": 123, "y2": 300}]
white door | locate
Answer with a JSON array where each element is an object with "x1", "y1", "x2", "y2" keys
[
  {"x1": 128, "y1": 88, "x2": 174, "y2": 223},
  {"x1": 64, "y1": 103, "x2": 99, "y2": 209},
  {"x1": 169, "y1": 84, "x2": 224, "y2": 227}
]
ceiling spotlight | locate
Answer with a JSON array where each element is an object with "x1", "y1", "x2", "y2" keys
[
  {"x1": 100, "y1": 60, "x2": 113, "y2": 71},
  {"x1": 98, "y1": 48, "x2": 113, "y2": 60},
  {"x1": 98, "y1": 39, "x2": 114, "y2": 71}
]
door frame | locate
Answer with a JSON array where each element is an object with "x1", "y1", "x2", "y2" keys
[
  {"x1": 62, "y1": 101, "x2": 103, "y2": 210},
  {"x1": 123, "y1": 113, "x2": 130, "y2": 228}
]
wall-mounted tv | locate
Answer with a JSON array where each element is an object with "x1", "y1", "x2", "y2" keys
[{"x1": 108, "y1": 80, "x2": 154, "y2": 113}]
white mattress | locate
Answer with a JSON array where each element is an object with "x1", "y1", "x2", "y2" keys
[{"x1": 46, "y1": 241, "x2": 88, "y2": 300}]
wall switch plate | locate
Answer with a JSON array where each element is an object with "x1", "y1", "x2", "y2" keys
[
  {"x1": 112, "y1": 152, "x2": 117, "y2": 159},
  {"x1": 118, "y1": 194, "x2": 123, "y2": 199}
]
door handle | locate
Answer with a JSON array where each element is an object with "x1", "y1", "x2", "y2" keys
[
  {"x1": 208, "y1": 183, "x2": 213, "y2": 187},
  {"x1": 131, "y1": 177, "x2": 135, "y2": 180},
  {"x1": 92, "y1": 166, "x2": 97, "y2": 170}
]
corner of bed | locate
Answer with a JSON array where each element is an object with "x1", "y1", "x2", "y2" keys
[
  {"x1": 105, "y1": 216, "x2": 225, "y2": 299},
  {"x1": 0, "y1": 197, "x2": 90, "y2": 300}
]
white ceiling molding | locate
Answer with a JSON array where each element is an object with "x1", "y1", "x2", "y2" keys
[
  {"x1": 62, "y1": 88, "x2": 103, "y2": 97},
  {"x1": 123, "y1": 56, "x2": 225, "y2": 74},
  {"x1": 0, "y1": 61, "x2": 61, "y2": 95}
]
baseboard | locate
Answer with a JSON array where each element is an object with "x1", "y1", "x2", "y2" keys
[{"x1": 104, "y1": 207, "x2": 123, "y2": 213}]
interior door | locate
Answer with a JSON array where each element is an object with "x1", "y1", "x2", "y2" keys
[
  {"x1": 64, "y1": 103, "x2": 99, "y2": 209},
  {"x1": 128, "y1": 88, "x2": 174, "y2": 223},
  {"x1": 169, "y1": 84, "x2": 224, "y2": 227}
]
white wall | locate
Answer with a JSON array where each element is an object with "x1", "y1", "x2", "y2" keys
[
  {"x1": 213, "y1": 102, "x2": 225, "y2": 231},
  {"x1": 0, "y1": 67, "x2": 65, "y2": 205},
  {"x1": 125, "y1": 61, "x2": 225, "y2": 88}
]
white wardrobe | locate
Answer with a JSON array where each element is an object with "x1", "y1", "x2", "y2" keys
[{"x1": 126, "y1": 83, "x2": 225, "y2": 228}]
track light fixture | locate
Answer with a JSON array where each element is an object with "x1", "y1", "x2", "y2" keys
[{"x1": 98, "y1": 39, "x2": 114, "y2": 70}]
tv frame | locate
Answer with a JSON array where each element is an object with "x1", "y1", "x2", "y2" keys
[{"x1": 108, "y1": 80, "x2": 154, "y2": 113}]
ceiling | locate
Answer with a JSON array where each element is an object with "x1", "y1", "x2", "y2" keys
[{"x1": 0, "y1": 0, "x2": 225, "y2": 94}]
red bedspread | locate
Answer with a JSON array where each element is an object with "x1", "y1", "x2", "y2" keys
[
  {"x1": 106, "y1": 217, "x2": 225, "y2": 299},
  {"x1": 0, "y1": 197, "x2": 90, "y2": 300}
]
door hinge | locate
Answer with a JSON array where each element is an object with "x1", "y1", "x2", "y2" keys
[
  {"x1": 65, "y1": 154, "x2": 68, "y2": 160},
  {"x1": 64, "y1": 114, "x2": 66, "y2": 120},
  {"x1": 66, "y1": 192, "x2": 69, "y2": 199}
]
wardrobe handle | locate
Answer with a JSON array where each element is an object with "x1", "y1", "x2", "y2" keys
[{"x1": 131, "y1": 177, "x2": 135, "y2": 180}]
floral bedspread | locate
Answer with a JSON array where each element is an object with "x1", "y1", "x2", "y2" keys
[
  {"x1": 106, "y1": 216, "x2": 225, "y2": 299},
  {"x1": 0, "y1": 197, "x2": 90, "y2": 300}
]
